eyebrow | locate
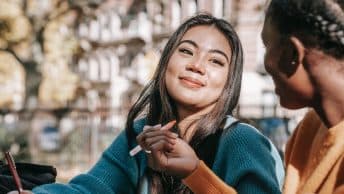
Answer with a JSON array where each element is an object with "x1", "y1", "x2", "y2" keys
[
  {"x1": 178, "y1": 39, "x2": 230, "y2": 64},
  {"x1": 209, "y1": 49, "x2": 230, "y2": 64},
  {"x1": 178, "y1": 39, "x2": 198, "y2": 48}
]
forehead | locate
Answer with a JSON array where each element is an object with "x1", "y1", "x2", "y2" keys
[{"x1": 181, "y1": 25, "x2": 232, "y2": 53}]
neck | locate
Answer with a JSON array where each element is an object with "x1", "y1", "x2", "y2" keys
[
  {"x1": 308, "y1": 50, "x2": 344, "y2": 127},
  {"x1": 313, "y1": 95, "x2": 344, "y2": 128}
]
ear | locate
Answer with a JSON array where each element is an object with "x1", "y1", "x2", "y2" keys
[
  {"x1": 277, "y1": 36, "x2": 302, "y2": 77},
  {"x1": 289, "y1": 36, "x2": 306, "y2": 66}
]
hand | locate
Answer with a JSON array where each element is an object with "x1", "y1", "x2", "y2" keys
[
  {"x1": 157, "y1": 138, "x2": 200, "y2": 178},
  {"x1": 137, "y1": 122, "x2": 199, "y2": 178},
  {"x1": 136, "y1": 121, "x2": 177, "y2": 153}
]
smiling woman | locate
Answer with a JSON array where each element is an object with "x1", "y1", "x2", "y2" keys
[
  {"x1": 23, "y1": 14, "x2": 284, "y2": 194},
  {"x1": 165, "y1": 26, "x2": 231, "y2": 123}
]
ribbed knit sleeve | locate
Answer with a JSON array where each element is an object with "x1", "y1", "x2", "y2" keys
[
  {"x1": 183, "y1": 161, "x2": 237, "y2": 194},
  {"x1": 183, "y1": 123, "x2": 284, "y2": 194},
  {"x1": 32, "y1": 120, "x2": 147, "y2": 194}
]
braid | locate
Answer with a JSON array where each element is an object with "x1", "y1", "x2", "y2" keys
[
  {"x1": 270, "y1": 0, "x2": 344, "y2": 58},
  {"x1": 307, "y1": 12, "x2": 344, "y2": 45}
]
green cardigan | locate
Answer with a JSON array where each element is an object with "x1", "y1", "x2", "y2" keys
[{"x1": 33, "y1": 117, "x2": 284, "y2": 194}]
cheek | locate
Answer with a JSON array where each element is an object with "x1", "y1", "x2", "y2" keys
[
  {"x1": 165, "y1": 65, "x2": 178, "y2": 97},
  {"x1": 166, "y1": 55, "x2": 183, "y2": 76},
  {"x1": 165, "y1": 62, "x2": 177, "y2": 80},
  {"x1": 208, "y1": 69, "x2": 228, "y2": 91}
]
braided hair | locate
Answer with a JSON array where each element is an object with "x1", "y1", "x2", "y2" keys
[{"x1": 267, "y1": 0, "x2": 344, "y2": 58}]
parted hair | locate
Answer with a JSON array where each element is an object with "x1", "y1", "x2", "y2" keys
[
  {"x1": 267, "y1": 0, "x2": 344, "y2": 58},
  {"x1": 125, "y1": 13, "x2": 243, "y2": 194}
]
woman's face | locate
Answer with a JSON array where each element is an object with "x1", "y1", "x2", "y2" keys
[
  {"x1": 165, "y1": 25, "x2": 231, "y2": 113},
  {"x1": 261, "y1": 16, "x2": 314, "y2": 109}
]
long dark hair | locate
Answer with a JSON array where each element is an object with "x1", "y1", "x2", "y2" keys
[
  {"x1": 125, "y1": 13, "x2": 243, "y2": 193},
  {"x1": 267, "y1": 0, "x2": 344, "y2": 59}
]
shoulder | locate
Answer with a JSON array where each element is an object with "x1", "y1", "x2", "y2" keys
[
  {"x1": 215, "y1": 121, "x2": 285, "y2": 187},
  {"x1": 221, "y1": 122, "x2": 270, "y2": 148},
  {"x1": 107, "y1": 117, "x2": 147, "y2": 147},
  {"x1": 285, "y1": 109, "x2": 326, "y2": 163},
  {"x1": 290, "y1": 109, "x2": 326, "y2": 142},
  {"x1": 104, "y1": 118, "x2": 147, "y2": 157},
  {"x1": 295, "y1": 109, "x2": 324, "y2": 136},
  {"x1": 133, "y1": 117, "x2": 147, "y2": 134},
  {"x1": 216, "y1": 121, "x2": 278, "y2": 165}
]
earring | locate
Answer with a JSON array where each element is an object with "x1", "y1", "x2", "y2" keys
[{"x1": 291, "y1": 61, "x2": 296, "y2": 65}]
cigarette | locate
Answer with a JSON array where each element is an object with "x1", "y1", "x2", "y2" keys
[
  {"x1": 129, "y1": 145, "x2": 145, "y2": 156},
  {"x1": 129, "y1": 120, "x2": 176, "y2": 156}
]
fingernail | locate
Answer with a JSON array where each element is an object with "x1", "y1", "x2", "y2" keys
[{"x1": 161, "y1": 120, "x2": 176, "y2": 130}]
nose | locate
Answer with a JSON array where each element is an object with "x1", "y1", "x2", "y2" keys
[{"x1": 185, "y1": 60, "x2": 205, "y2": 75}]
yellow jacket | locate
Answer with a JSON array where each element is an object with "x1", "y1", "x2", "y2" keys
[{"x1": 283, "y1": 110, "x2": 344, "y2": 194}]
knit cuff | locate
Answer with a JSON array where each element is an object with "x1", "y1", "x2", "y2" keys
[{"x1": 182, "y1": 160, "x2": 237, "y2": 194}]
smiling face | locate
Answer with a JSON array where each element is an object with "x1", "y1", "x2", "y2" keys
[{"x1": 165, "y1": 25, "x2": 232, "y2": 114}]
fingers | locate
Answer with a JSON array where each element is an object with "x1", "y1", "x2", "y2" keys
[
  {"x1": 136, "y1": 124, "x2": 161, "y2": 151},
  {"x1": 141, "y1": 120, "x2": 176, "y2": 134},
  {"x1": 136, "y1": 121, "x2": 177, "y2": 152},
  {"x1": 145, "y1": 135, "x2": 176, "y2": 147},
  {"x1": 145, "y1": 129, "x2": 178, "y2": 139},
  {"x1": 139, "y1": 131, "x2": 178, "y2": 152},
  {"x1": 150, "y1": 139, "x2": 175, "y2": 152},
  {"x1": 149, "y1": 140, "x2": 171, "y2": 171},
  {"x1": 161, "y1": 120, "x2": 177, "y2": 130},
  {"x1": 143, "y1": 130, "x2": 178, "y2": 152}
]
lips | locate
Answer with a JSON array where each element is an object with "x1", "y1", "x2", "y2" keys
[{"x1": 179, "y1": 76, "x2": 205, "y2": 88}]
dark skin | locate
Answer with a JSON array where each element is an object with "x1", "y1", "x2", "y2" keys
[
  {"x1": 262, "y1": 16, "x2": 344, "y2": 128},
  {"x1": 262, "y1": 11, "x2": 344, "y2": 193}
]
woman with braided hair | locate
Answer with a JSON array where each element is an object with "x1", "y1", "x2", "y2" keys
[{"x1": 261, "y1": 0, "x2": 344, "y2": 193}]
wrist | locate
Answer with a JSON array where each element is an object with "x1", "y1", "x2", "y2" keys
[
  {"x1": 192, "y1": 158, "x2": 200, "y2": 173},
  {"x1": 181, "y1": 158, "x2": 200, "y2": 179}
]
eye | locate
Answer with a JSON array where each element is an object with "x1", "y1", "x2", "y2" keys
[
  {"x1": 210, "y1": 58, "x2": 225, "y2": 67},
  {"x1": 178, "y1": 48, "x2": 193, "y2": 56}
]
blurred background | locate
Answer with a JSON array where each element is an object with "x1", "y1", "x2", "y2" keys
[{"x1": 0, "y1": 0, "x2": 306, "y2": 182}]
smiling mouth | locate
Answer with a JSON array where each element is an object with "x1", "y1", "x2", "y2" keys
[{"x1": 179, "y1": 77, "x2": 204, "y2": 88}]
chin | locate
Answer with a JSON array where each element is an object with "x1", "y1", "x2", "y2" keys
[{"x1": 280, "y1": 98, "x2": 307, "y2": 110}]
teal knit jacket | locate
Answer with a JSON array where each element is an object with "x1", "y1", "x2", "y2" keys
[{"x1": 33, "y1": 118, "x2": 284, "y2": 194}]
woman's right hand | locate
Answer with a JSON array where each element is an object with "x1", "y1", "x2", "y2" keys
[
  {"x1": 136, "y1": 121, "x2": 178, "y2": 154},
  {"x1": 136, "y1": 121, "x2": 199, "y2": 178}
]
